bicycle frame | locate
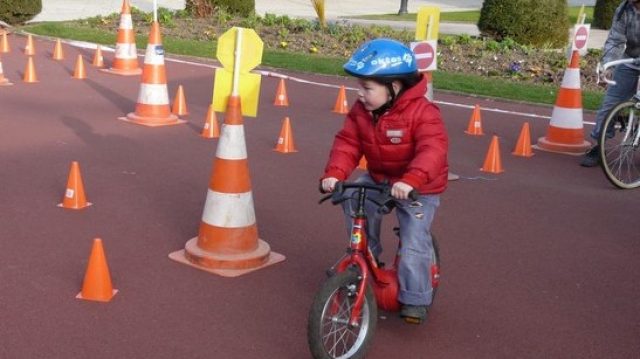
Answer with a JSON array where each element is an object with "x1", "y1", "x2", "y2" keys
[{"x1": 329, "y1": 187, "x2": 395, "y2": 326}]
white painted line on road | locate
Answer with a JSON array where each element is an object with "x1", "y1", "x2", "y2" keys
[{"x1": 60, "y1": 37, "x2": 596, "y2": 126}]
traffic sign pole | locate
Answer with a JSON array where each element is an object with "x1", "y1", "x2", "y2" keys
[{"x1": 232, "y1": 28, "x2": 243, "y2": 96}]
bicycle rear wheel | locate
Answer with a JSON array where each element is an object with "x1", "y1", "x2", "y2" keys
[
  {"x1": 598, "y1": 100, "x2": 640, "y2": 189},
  {"x1": 307, "y1": 269, "x2": 377, "y2": 359}
]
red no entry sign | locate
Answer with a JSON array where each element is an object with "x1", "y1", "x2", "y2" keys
[
  {"x1": 412, "y1": 41, "x2": 435, "y2": 71},
  {"x1": 574, "y1": 26, "x2": 588, "y2": 50}
]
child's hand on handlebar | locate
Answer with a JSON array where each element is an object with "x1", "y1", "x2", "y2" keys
[
  {"x1": 391, "y1": 181, "x2": 414, "y2": 200},
  {"x1": 321, "y1": 177, "x2": 339, "y2": 192}
]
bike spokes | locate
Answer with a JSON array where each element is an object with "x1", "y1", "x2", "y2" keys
[
  {"x1": 320, "y1": 283, "x2": 369, "y2": 358},
  {"x1": 600, "y1": 102, "x2": 640, "y2": 189}
]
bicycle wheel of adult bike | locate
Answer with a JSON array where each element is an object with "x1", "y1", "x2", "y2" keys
[
  {"x1": 307, "y1": 269, "x2": 377, "y2": 359},
  {"x1": 598, "y1": 100, "x2": 640, "y2": 189}
]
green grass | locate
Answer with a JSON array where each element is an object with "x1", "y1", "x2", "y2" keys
[
  {"x1": 351, "y1": 6, "x2": 594, "y2": 24},
  {"x1": 23, "y1": 22, "x2": 603, "y2": 110}
]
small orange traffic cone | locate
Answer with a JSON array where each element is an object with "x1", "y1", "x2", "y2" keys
[
  {"x1": 170, "y1": 95, "x2": 285, "y2": 277},
  {"x1": 23, "y1": 57, "x2": 38, "y2": 83},
  {"x1": 76, "y1": 238, "x2": 118, "y2": 302},
  {"x1": 480, "y1": 135, "x2": 504, "y2": 174},
  {"x1": 535, "y1": 50, "x2": 590, "y2": 154},
  {"x1": 512, "y1": 122, "x2": 534, "y2": 157},
  {"x1": 358, "y1": 156, "x2": 367, "y2": 170},
  {"x1": 333, "y1": 85, "x2": 349, "y2": 114},
  {"x1": 92, "y1": 46, "x2": 104, "y2": 67},
  {"x1": 24, "y1": 34, "x2": 35, "y2": 56},
  {"x1": 274, "y1": 117, "x2": 297, "y2": 153},
  {"x1": 273, "y1": 78, "x2": 289, "y2": 106},
  {"x1": 58, "y1": 161, "x2": 92, "y2": 210},
  {"x1": 52, "y1": 39, "x2": 64, "y2": 60},
  {"x1": 201, "y1": 105, "x2": 220, "y2": 139},
  {"x1": 72, "y1": 54, "x2": 87, "y2": 79},
  {"x1": 465, "y1": 104, "x2": 484, "y2": 135},
  {"x1": 121, "y1": 22, "x2": 185, "y2": 126},
  {"x1": 172, "y1": 85, "x2": 189, "y2": 116},
  {"x1": 102, "y1": 0, "x2": 141, "y2": 75},
  {"x1": 0, "y1": 56, "x2": 13, "y2": 86},
  {"x1": 0, "y1": 31, "x2": 9, "y2": 53}
]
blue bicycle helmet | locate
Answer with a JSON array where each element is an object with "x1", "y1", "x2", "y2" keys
[
  {"x1": 344, "y1": 38, "x2": 417, "y2": 77},
  {"x1": 344, "y1": 39, "x2": 421, "y2": 118}
]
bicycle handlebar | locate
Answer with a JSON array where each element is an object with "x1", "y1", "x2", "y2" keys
[
  {"x1": 319, "y1": 181, "x2": 419, "y2": 206},
  {"x1": 598, "y1": 58, "x2": 640, "y2": 85}
]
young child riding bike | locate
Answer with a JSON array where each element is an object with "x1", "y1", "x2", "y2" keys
[{"x1": 320, "y1": 38, "x2": 449, "y2": 323}]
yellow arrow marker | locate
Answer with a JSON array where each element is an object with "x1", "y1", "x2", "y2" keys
[
  {"x1": 217, "y1": 27, "x2": 263, "y2": 73},
  {"x1": 213, "y1": 68, "x2": 262, "y2": 117},
  {"x1": 416, "y1": 6, "x2": 440, "y2": 41}
]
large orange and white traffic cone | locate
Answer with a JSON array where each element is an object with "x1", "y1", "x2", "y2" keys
[
  {"x1": 0, "y1": 31, "x2": 9, "y2": 53},
  {"x1": 535, "y1": 50, "x2": 590, "y2": 154},
  {"x1": 76, "y1": 238, "x2": 118, "y2": 302},
  {"x1": 169, "y1": 96, "x2": 285, "y2": 277},
  {"x1": 121, "y1": 22, "x2": 185, "y2": 127},
  {"x1": 0, "y1": 56, "x2": 13, "y2": 86},
  {"x1": 102, "y1": 0, "x2": 141, "y2": 76}
]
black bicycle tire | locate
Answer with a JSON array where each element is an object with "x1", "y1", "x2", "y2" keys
[
  {"x1": 598, "y1": 101, "x2": 640, "y2": 189},
  {"x1": 307, "y1": 269, "x2": 377, "y2": 359}
]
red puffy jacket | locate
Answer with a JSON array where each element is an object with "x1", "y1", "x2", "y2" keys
[{"x1": 322, "y1": 75, "x2": 448, "y2": 194}]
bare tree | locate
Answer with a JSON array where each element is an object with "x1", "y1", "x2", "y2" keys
[{"x1": 398, "y1": 0, "x2": 408, "y2": 14}]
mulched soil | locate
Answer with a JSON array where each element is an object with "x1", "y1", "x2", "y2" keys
[{"x1": 76, "y1": 11, "x2": 604, "y2": 92}]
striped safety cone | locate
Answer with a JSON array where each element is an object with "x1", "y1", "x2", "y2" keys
[
  {"x1": 534, "y1": 50, "x2": 590, "y2": 154},
  {"x1": 169, "y1": 96, "x2": 285, "y2": 277},
  {"x1": 102, "y1": 0, "x2": 141, "y2": 76},
  {"x1": 120, "y1": 22, "x2": 185, "y2": 127}
]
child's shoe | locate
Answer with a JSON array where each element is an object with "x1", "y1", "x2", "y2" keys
[{"x1": 400, "y1": 304, "x2": 428, "y2": 324}]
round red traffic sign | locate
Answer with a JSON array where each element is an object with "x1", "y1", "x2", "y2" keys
[
  {"x1": 413, "y1": 42, "x2": 435, "y2": 70},
  {"x1": 574, "y1": 26, "x2": 588, "y2": 50}
]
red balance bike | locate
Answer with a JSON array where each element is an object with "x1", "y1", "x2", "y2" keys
[{"x1": 307, "y1": 182, "x2": 441, "y2": 359}]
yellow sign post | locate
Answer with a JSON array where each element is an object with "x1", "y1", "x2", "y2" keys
[
  {"x1": 415, "y1": 6, "x2": 440, "y2": 41},
  {"x1": 213, "y1": 27, "x2": 263, "y2": 117}
]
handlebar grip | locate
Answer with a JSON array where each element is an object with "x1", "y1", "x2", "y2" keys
[{"x1": 408, "y1": 190, "x2": 419, "y2": 201}]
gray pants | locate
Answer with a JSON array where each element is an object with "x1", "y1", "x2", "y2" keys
[
  {"x1": 342, "y1": 174, "x2": 440, "y2": 306},
  {"x1": 592, "y1": 64, "x2": 640, "y2": 140}
]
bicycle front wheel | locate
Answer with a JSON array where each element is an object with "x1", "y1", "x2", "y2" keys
[
  {"x1": 598, "y1": 100, "x2": 640, "y2": 189},
  {"x1": 307, "y1": 269, "x2": 377, "y2": 359}
]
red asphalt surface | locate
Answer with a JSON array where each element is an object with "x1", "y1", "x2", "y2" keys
[{"x1": 0, "y1": 34, "x2": 638, "y2": 359}]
